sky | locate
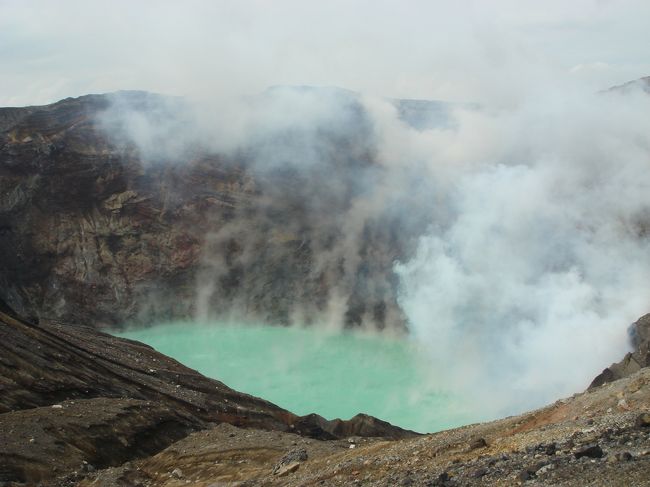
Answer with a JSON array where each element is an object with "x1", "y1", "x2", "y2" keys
[{"x1": 1, "y1": 0, "x2": 649, "y2": 106}]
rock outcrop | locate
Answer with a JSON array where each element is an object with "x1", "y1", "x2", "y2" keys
[
  {"x1": 0, "y1": 90, "x2": 440, "y2": 329},
  {"x1": 590, "y1": 314, "x2": 650, "y2": 388}
]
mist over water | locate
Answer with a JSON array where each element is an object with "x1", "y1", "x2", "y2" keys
[
  {"x1": 118, "y1": 322, "x2": 473, "y2": 433},
  {"x1": 102, "y1": 80, "x2": 650, "y2": 423},
  {"x1": 394, "y1": 88, "x2": 650, "y2": 417}
]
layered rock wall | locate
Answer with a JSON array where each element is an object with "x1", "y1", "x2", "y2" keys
[{"x1": 0, "y1": 91, "x2": 427, "y2": 328}]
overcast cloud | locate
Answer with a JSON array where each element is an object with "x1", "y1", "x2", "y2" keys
[{"x1": 1, "y1": 0, "x2": 649, "y2": 106}]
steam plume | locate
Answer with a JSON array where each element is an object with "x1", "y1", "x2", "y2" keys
[
  {"x1": 98, "y1": 80, "x2": 650, "y2": 418},
  {"x1": 394, "y1": 85, "x2": 650, "y2": 416}
]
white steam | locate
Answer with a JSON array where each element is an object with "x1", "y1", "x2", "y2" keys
[
  {"x1": 97, "y1": 80, "x2": 650, "y2": 419},
  {"x1": 392, "y1": 86, "x2": 650, "y2": 416}
]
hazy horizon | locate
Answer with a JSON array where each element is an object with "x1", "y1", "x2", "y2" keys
[{"x1": 2, "y1": 0, "x2": 650, "y2": 107}]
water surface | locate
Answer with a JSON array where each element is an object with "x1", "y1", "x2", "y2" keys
[{"x1": 118, "y1": 322, "x2": 472, "y2": 432}]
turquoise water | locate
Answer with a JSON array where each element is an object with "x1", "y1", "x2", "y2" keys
[{"x1": 117, "y1": 322, "x2": 472, "y2": 432}]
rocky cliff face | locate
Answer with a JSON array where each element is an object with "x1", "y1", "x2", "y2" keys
[
  {"x1": 1, "y1": 93, "x2": 218, "y2": 326},
  {"x1": 0, "y1": 90, "x2": 442, "y2": 328}
]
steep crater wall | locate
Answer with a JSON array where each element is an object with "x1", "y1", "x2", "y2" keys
[{"x1": 0, "y1": 91, "x2": 442, "y2": 328}]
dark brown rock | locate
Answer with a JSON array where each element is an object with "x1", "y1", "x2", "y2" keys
[
  {"x1": 468, "y1": 437, "x2": 488, "y2": 450},
  {"x1": 272, "y1": 448, "x2": 308, "y2": 475},
  {"x1": 590, "y1": 314, "x2": 650, "y2": 388},
  {"x1": 517, "y1": 469, "x2": 533, "y2": 482},
  {"x1": 574, "y1": 444, "x2": 603, "y2": 459},
  {"x1": 471, "y1": 467, "x2": 488, "y2": 478},
  {"x1": 636, "y1": 413, "x2": 650, "y2": 428},
  {"x1": 0, "y1": 398, "x2": 193, "y2": 485},
  {"x1": 0, "y1": 91, "x2": 425, "y2": 329},
  {"x1": 608, "y1": 451, "x2": 633, "y2": 463},
  {"x1": 297, "y1": 412, "x2": 419, "y2": 440}
]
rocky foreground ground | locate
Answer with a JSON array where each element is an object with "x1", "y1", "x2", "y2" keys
[
  {"x1": 1, "y1": 299, "x2": 650, "y2": 486},
  {"x1": 82, "y1": 371, "x2": 650, "y2": 487}
]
